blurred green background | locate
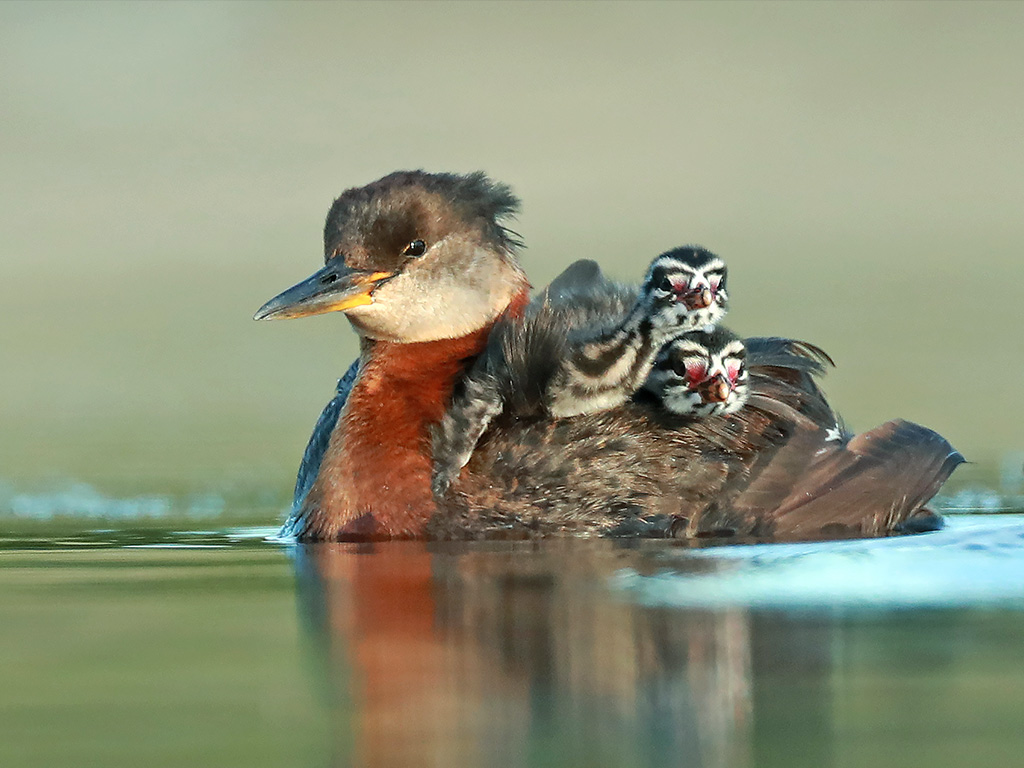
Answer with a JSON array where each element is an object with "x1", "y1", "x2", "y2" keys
[{"x1": 2, "y1": 1, "x2": 1022, "y2": 513}]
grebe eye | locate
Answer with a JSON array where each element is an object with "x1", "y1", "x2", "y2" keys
[{"x1": 403, "y1": 239, "x2": 427, "y2": 257}]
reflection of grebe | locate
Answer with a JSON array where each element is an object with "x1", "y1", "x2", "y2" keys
[
  {"x1": 295, "y1": 543, "x2": 755, "y2": 768},
  {"x1": 256, "y1": 170, "x2": 961, "y2": 541}
]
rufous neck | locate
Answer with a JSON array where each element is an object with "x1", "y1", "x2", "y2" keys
[{"x1": 301, "y1": 286, "x2": 530, "y2": 540}]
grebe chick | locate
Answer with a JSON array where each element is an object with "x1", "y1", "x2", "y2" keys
[
  {"x1": 644, "y1": 327, "x2": 750, "y2": 417},
  {"x1": 431, "y1": 248, "x2": 728, "y2": 496},
  {"x1": 547, "y1": 246, "x2": 728, "y2": 417}
]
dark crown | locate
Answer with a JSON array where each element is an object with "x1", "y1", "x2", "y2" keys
[
  {"x1": 323, "y1": 170, "x2": 523, "y2": 255},
  {"x1": 641, "y1": 246, "x2": 727, "y2": 291},
  {"x1": 656, "y1": 326, "x2": 745, "y2": 371}
]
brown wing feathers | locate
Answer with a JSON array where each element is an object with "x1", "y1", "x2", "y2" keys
[{"x1": 767, "y1": 419, "x2": 963, "y2": 537}]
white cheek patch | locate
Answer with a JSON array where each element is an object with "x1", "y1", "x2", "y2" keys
[
  {"x1": 663, "y1": 389, "x2": 703, "y2": 414},
  {"x1": 346, "y1": 241, "x2": 524, "y2": 342}
]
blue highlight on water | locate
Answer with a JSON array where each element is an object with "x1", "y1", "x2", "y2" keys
[{"x1": 614, "y1": 514, "x2": 1024, "y2": 611}]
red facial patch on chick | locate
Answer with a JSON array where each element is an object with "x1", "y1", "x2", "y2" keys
[
  {"x1": 726, "y1": 360, "x2": 742, "y2": 384},
  {"x1": 669, "y1": 276, "x2": 689, "y2": 294},
  {"x1": 684, "y1": 360, "x2": 708, "y2": 387}
]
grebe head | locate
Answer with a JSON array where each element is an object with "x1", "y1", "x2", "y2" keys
[
  {"x1": 645, "y1": 326, "x2": 749, "y2": 416},
  {"x1": 255, "y1": 171, "x2": 528, "y2": 342},
  {"x1": 639, "y1": 246, "x2": 729, "y2": 332}
]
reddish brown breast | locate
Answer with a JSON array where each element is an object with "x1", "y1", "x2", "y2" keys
[{"x1": 302, "y1": 289, "x2": 530, "y2": 540}]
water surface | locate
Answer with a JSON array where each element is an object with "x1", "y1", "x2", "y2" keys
[{"x1": 3, "y1": 515, "x2": 1023, "y2": 768}]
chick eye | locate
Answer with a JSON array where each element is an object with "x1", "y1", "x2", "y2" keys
[{"x1": 403, "y1": 239, "x2": 427, "y2": 257}]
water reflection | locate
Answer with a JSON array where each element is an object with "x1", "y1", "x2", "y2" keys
[
  {"x1": 295, "y1": 541, "x2": 756, "y2": 767},
  {"x1": 293, "y1": 536, "x2": 1024, "y2": 768}
]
